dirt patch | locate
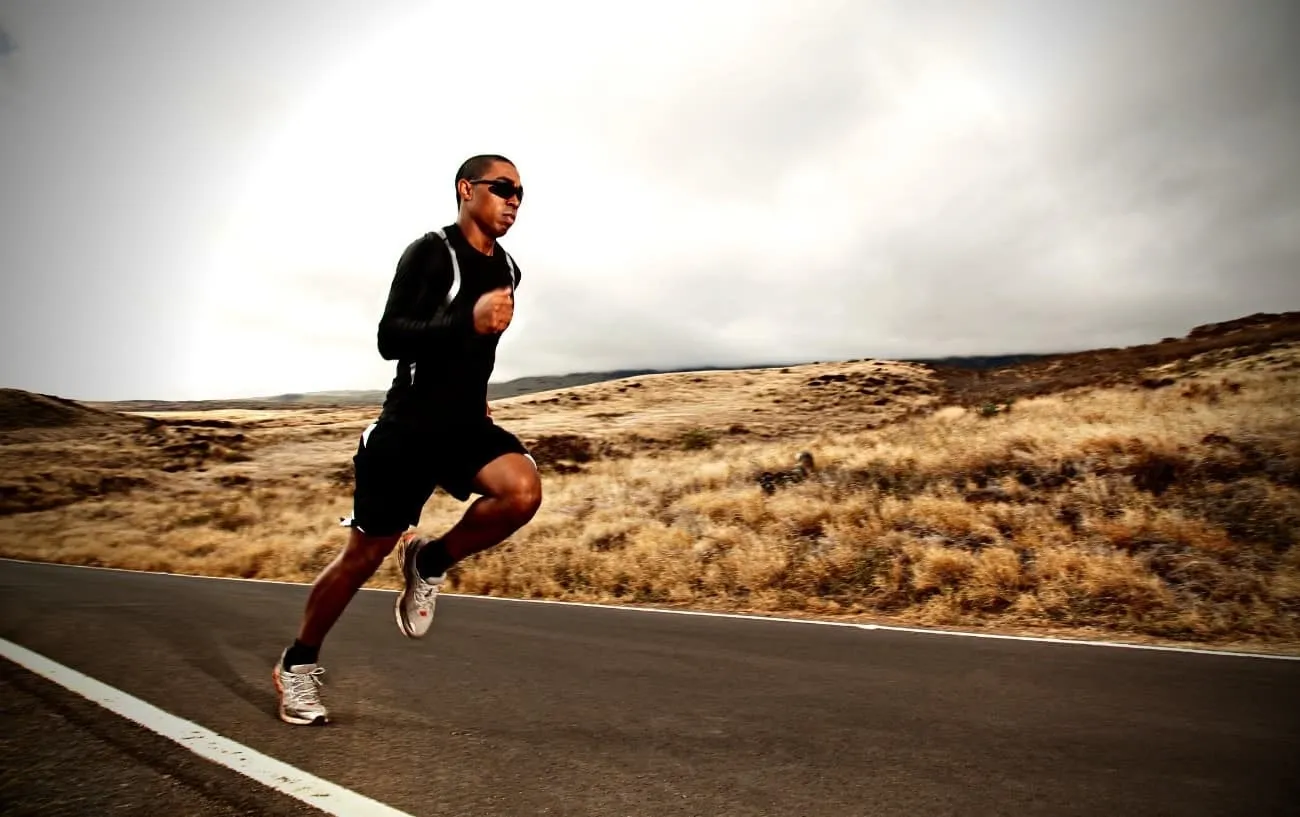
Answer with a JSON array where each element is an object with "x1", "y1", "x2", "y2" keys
[
  {"x1": 0, "y1": 413, "x2": 258, "y2": 517},
  {"x1": 0, "y1": 472, "x2": 154, "y2": 516},
  {"x1": 527, "y1": 434, "x2": 598, "y2": 474}
]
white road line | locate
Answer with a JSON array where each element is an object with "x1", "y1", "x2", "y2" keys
[
  {"x1": 0, "y1": 637, "x2": 413, "y2": 817},
  {"x1": 3, "y1": 557, "x2": 1299, "y2": 661},
  {"x1": 446, "y1": 593, "x2": 1300, "y2": 661}
]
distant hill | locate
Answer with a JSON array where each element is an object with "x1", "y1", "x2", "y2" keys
[
  {"x1": 85, "y1": 357, "x2": 1055, "y2": 413},
  {"x1": 0, "y1": 388, "x2": 146, "y2": 433},
  {"x1": 85, "y1": 368, "x2": 679, "y2": 413},
  {"x1": 931, "y1": 310, "x2": 1300, "y2": 406},
  {"x1": 904, "y1": 354, "x2": 1053, "y2": 370}
]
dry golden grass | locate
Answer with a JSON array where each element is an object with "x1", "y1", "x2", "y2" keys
[
  {"x1": 486, "y1": 358, "x2": 940, "y2": 440},
  {"x1": 1, "y1": 343, "x2": 1298, "y2": 653}
]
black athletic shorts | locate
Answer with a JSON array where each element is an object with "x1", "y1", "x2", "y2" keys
[{"x1": 344, "y1": 416, "x2": 531, "y2": 537}]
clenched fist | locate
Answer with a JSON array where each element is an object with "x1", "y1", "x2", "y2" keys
[{"x1": 473, "y1": 287, "x2": 514, "y2": 334}]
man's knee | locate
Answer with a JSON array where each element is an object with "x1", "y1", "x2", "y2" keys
[
  {"x1": 501, "y1": 463, "x2": 542, "y2": 522},
  {"x1": 473, "y1": 452, "x2": 542, "y2": 523},
  {"x1": 343, "y1": 528, "x2": 401, "y2": 569}
]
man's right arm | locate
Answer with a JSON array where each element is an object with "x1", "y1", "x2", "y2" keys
[{"x1": 376, "y1": 237, "x2": 470, "y2": 361}]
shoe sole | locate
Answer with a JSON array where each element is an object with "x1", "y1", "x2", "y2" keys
[
  {"x1": 272, "y1": 665, "x2": 329, "y2": 726},
  {"x1": 394, "y1": 539, "x2": 435, "y2": 639}
]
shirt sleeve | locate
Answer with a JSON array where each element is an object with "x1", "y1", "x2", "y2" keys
[{"x1": 376, "y1": 236, "x2": 472, "y2": 360}]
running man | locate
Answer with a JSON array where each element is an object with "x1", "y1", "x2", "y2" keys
[{"x1": 273, "y1": 154, "x2": 543, "y2": 725}]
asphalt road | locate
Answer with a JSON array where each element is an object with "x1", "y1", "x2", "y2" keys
[
  {"x1": 1, "y1": 559, "x2": 1297, "y2": 817},
  {"x1": 0, "y1": 659, "x2": 319, "y2": 817}
]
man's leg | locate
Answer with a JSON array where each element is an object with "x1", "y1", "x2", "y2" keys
[
  {"x1": 432, "y1": 452, "x2": 543, "y2": 565},
  {"x1": 293, "y1": 527, "x2": 404, "y2": 654},
  {"x1": 394, "y1": 450, "x2": 542, "y2": 638},
  {"x1": 275, "y1": 417, "x2": 429, "y2": 723},
  {"x1": 275, "y1": 526, "x2": 413, "y2": 725}
]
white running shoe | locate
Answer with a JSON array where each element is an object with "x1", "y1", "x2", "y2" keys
[
  {"x1": 273, "y1": 650, "x2": 329, "y2": 725},
  {"x1": 395, "y1": 536, "x2": 445, "y2": 638}
]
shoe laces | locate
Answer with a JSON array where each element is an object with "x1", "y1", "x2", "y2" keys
[
  {"x1": 414, "y1": 574, "x2": 441, "y2": 606},
  {"x1": 284, "y1": 666, "x2": 326, "y2": 705}
]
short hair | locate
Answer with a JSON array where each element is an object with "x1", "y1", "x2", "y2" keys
[{"x1": 455, "y1": 154, "x2": 515, "y2": 206}]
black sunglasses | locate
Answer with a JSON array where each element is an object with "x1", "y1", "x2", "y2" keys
[{"x1": 470, "y1": 178, "x2": 524, "y2": 203}]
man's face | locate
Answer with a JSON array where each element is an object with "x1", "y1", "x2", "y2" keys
[{"x1": 460, "y1": 161, "x2": 523, "y2": 237}]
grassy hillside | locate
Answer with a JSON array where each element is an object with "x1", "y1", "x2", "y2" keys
[{"x1": 2, "y1": 311, "x2": 1298, "y2": 652}]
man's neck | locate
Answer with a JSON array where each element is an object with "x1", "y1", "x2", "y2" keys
[{"x1": 455, "y1": 214, "x2": 496, "y2": 255}]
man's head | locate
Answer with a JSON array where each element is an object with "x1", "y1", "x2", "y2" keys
[{"x1": 455, "y1": 154, "x2": 522, "y2": 238}]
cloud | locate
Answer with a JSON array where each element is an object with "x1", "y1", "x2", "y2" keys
[
  {"x1": 527, "y1": 0, "x2": 1300, "y2": 366},
  {"x1": 2, "y1": 0, "x2": 1298, "y2": 400}
]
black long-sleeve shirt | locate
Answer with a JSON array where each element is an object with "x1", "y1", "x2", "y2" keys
[{"x1": 376, "y1": 224, "x2": 520, "y2": 431}]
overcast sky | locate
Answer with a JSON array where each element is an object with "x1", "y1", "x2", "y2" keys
[{"x1": 1, "y1": 0, "x2": 1297, "y2": 401}]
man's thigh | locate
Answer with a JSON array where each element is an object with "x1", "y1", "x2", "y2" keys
[
  {"x1": 437, "y1": 421, "x2": 533, "y2": 502},
  {"x1": 349, "y1": 419, "x2": 438, "y2": 536}
]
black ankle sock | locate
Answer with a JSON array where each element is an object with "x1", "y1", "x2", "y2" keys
[
  {"x1": 283, "y1": 639, "x2": 319, "y2": 669},
  {"x1": 415, "y1": 538, "x2": 454, "y2": 579}
]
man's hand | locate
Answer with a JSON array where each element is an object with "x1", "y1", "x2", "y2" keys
[
  {"x1": 473, "y1": 287, "x2": 514, "y2": 334},
  {"x1": 485, "y1": 401, "x2": 492, "y2": 417}
]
